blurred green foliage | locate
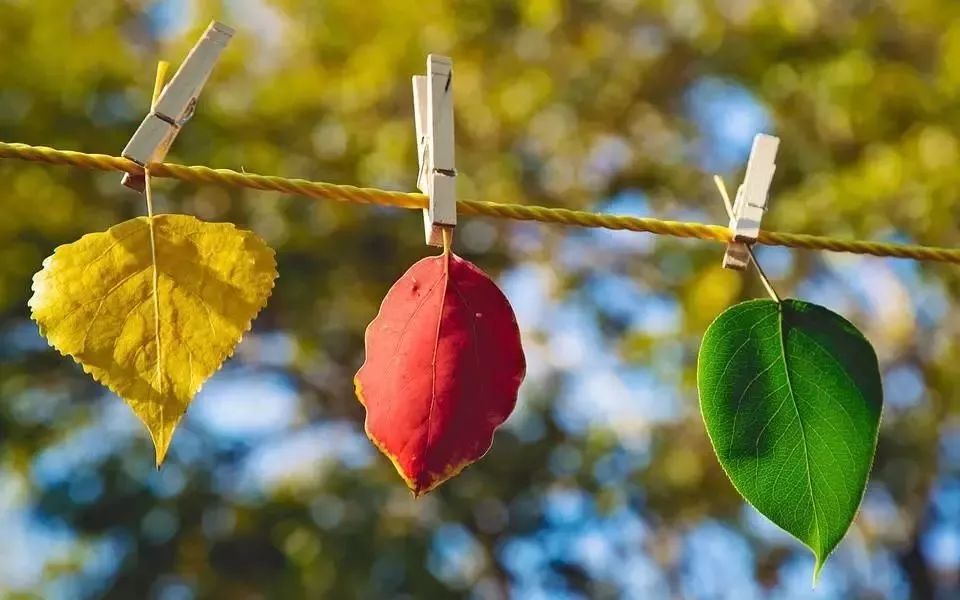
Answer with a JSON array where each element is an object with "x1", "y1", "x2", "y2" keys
[{"x1": 1, "y1": 1, "x2": 960, "y2": 598}]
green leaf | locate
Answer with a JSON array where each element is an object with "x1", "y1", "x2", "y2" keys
[{"x1": 697, "y1": 299, "x2": 882, "y2": 581}]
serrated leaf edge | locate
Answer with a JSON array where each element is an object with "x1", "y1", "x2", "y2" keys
[{"x1": 28, "y1": 214, "x2": 278, "y2": 465}]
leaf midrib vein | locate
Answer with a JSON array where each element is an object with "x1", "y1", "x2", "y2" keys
[
  {"x1": 421, "y1": 255, "x2": 451, "y2": 493},
  {"x1": 777, "y1": 305, "x2": 822, "y2": 554},
  {"x1": 146, "y1": 217, "x2": 163, "y2": 433}
]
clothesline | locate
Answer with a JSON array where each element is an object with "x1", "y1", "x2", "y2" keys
[{"x1": 2, "y1": 140, "x2": 959, "y2": 264}]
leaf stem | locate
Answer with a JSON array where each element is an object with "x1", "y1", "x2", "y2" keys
[
  {"x1": 144, "y1": 61, "x2": 169, "y2": 220},
  {"x1": 747, "y1": 246, "x2": 781, "y2": 303},
  {"x1": 712, "y1": 175, "x2": 781, "y2": 303},
  {"x1": 441, "y1": 226, "x2": 453, "y2": 256}
]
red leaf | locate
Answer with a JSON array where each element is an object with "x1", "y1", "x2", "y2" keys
[{"x1": 355, "y1": 252, "x2": 525, "y2": 495}]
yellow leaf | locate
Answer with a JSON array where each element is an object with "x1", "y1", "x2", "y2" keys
[{"x1": 29, "y1": 214, "x2": 277, "y2": 465}]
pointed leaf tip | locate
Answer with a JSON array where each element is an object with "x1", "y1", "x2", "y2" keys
[
  {"x1": 152, "y1": 423, "x2": 174, "y2": 468},
  {"x1": 355, "y1": 253, "x2": 525, "y2": 494},
  {"x1": 31, "y1": 214, "x2": 277, "y2": 461},
  {"x1": 697, "y1": 299, "x2": 882, "y2": 579}
]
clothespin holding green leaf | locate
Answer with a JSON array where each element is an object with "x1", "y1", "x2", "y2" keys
[{"x1": 722, "y1": 133, "x2": 780, "y2": 270}]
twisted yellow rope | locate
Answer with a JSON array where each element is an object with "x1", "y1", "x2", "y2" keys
[{"x1": 2, "y1": 141, "x2": 959, "y2": 264}]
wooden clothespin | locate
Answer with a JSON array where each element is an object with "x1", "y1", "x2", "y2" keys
[
  {"x1": 723, "y1": 133, "x2": 780, "y2": 270},
  {"x1": 121, "y1": 21, "x2": 235, "y2": 192},
  {"x1": 413, "y1": 55, "x2": 456, "y2": 247}
]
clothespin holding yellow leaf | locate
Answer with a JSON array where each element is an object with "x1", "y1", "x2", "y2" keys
[
  {"x1": 29, "y1": 22, "x2": 278, "y2": 466},
  {"x1": 121, "y1": 21, "x2": 235, "y2": 192}
]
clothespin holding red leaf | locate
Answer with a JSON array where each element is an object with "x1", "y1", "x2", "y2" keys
[
  {"x1": 412, "y1": 54, "x2": 457, "y2": 247},
  {"x1": 354, "y1": 54, "x2": 525, "y2": 496}
]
